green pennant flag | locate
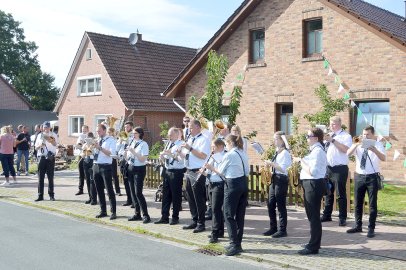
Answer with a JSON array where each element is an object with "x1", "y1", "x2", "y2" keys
[
  {"x1": 224, "y1": 90, "x2": 232, "y2": 97},
  {"x1": 323, "y1": 59, "x2": 329, "y2": 69},
  {"x1": 335, "y1": 75, "x2": 340, "y2": 84},
  {"x1": 237, "y1": 73, "x2": 243, "y2": 81},
  {"x1": 385, "y1": 142, "x2": 392, "y2": 150},
  {"x1": 403, "y1": 159, "x2": 406, "y2": 168},
  {"x1": 357, "y1": 109, "x2": 363, "y2": 117},
  {"x1": 343, "y1": 93, "x2": 350, "y2": 100}
]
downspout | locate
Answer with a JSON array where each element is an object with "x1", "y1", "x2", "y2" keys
[{"x1": 172, "y1": 98, "x2": 186, "y2": 113}]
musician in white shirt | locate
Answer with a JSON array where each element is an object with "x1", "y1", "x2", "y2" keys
[
  {"x1": 346, "y1": 125, "x2": 385, "y2": 238},
  {"x1": 296, "y1": 128, "x2": 327, "y2": 255},
  {"x1": 155, "y1": 127, "x2": 185, "y2": 225},
  {"x1": 34, "y1": 121, "x2": 58, "y2": 202},
  {"x1": 75, "y1": 125, "x2": 89, "y2": 196},
  {"x1": 93, "y1": 124, "x2": 117, "y2": 220},
  {"x1": 201, "y1": 138, "x2": 227, "y2": 243},
  {"x1": 127, "y1": 127, "x2": 150, "y2": 223},
  {"x1": 263, "y1": 131, "x2": 292, "y2": 238},
  {"x1": 322, "y1": 116, "x2": 352, "y2": 226},
  {"x1": 179, "y1": 119, "x2": 211, "y2": 233}
]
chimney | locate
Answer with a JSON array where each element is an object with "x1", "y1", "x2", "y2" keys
[{"x1": 128, "y1": 30, "x2": 142, "y2": 45}]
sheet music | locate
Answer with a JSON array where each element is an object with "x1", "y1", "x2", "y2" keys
[
  {"x1": 251, "y1": 142, "x2": 265, "y2": 155},
  {"x1": 362, "y1": 139, "x2": 376, "y2": 149}
]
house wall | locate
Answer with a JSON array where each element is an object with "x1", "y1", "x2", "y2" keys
[
  {"x1": 0, "y1": 79, "x2": 31, "y2": 110},
  {"x1": 184, "y1": 0, "x2": 406, "y2": 181},
  {"x1": 57, "y1": 39, "x2": 126, "y2": 145}
]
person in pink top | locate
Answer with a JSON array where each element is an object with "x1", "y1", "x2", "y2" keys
[{"x1": 0, "y1": 126, "x2": 17, "y2": 185}]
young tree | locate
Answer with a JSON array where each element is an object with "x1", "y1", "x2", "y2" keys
[{"x1": 0, "y1": 10, "x2": 60, "y2": 110}]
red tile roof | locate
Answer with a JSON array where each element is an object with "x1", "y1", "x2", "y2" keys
[{"x1": 87, "y1": 32, "x2": 197, "y2": 112}]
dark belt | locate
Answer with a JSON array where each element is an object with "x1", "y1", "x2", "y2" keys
[
  {"x1": 187, "y1": 168, "x2": 200, "y2": 172},
  {"x1": 301, "y1": 178, "x2": 324, "y2": 182},
  {"x1": 328, "y1": 165, "x2": 348, "y2": 168},
  {"x1": 167, "y1": 168, "x2": 185, "y2": 173},
  {"x1": 94, "y1": 163, "x2": 111, "y2": 166},
  {"x1": 356, "y1": 172, "x2": 379, "y2": 178},
  {"x1": 210, "y1": 181, "x2": 224, "y2": 187}
]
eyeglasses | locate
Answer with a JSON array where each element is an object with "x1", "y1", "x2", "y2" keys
[
  {"x1": 183, "y1": 120, "x2": 190, "y2": 123},
  {"x1": 305, "y1": 134, "x2": 316, "y2": 139}
]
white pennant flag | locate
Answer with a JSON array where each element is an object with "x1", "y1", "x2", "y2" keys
[
  {"x1": 394, "y1": 150, "x2": 401, "y2": 160},
  {"x1": 350, "y1": 101, "x2": 356, "y2": 108},
  {"x1": 328, "y1": 66, "x2": 334, "y2": 76},
  {"x1": 337, "y1": 84, "x2": 345, "y2": 93}
]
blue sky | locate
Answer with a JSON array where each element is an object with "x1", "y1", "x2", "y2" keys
[{"x1": 1, "y1": 0, "x2": 404, "y2": 88}]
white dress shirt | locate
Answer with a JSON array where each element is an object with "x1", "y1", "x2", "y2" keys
[
  {"x1": 185, "y1": 133, "x2": 211, "y2": 169},
  {"x1": 164, "y1": 140, "x2": 185, "y2": 170},
  {"x1": 76, "y1": 133, "x2": 87, "y2": 145},
  {"x1": 127, "y1": 139, "x2": 149, "y2": 166},
  {"x1": 207, "y1": 150, "x2": 226, "y2": 182},
  {"x1": 218, "y1": 147, "x2": 249, "y2": 179},
  {"x1": 94, "y1": 136, "x2": 116, "y2": 164},
  {"x1": 35, "y1": 131, "x2": 58, "y2": 157},
  {"x1": 271, "y1": 148, "x2": 292, "y2": 175},
  {"x1": 326, "y1": 129, "x2": 352, "y2": 167},
  {"x1": 354, "y1": 141, "x2": 385, "y2": 175},
  {"x1": 300, "y1": 142, "x2": 327, "y2": 180}
]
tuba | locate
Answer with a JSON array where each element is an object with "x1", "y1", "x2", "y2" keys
[
  {"x1": 213, "y1": 120, "x2": 225, "y2": 137},
  {"x1": 106, "y1": 115, "x2": 119, "y2": 128}
]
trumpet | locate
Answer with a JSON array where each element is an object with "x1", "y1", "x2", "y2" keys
[
  {"x1": 353, "y1": 135, "x2": 362, "y2": 143},
  {"x1": 213, "y1": 120, "x2": 225, "y2": 137}
]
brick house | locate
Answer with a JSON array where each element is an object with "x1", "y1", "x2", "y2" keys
[
  {"x1": 54, "y1": 32, "x2": 197, "y2": 146},
  {"x1": 0, "y1": 75, "x2": 32, "y2": 111},
  {"x1": 163, "y1": 0, "x2": 406, "y2": 181}
]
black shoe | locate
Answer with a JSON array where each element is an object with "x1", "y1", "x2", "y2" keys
[
  {"x1": 320, "y1": 215, "x2": 332, "y2": 222},
  {"x1": 110, "y1": 213, "x2": 117, "y2": 220},
  {"x1": 143, "y1": 216, "x2": 151, "y2": 224},
  {"x1": 298, "y1": 248, "x2": 319, "y2": 255},
  {"x1": 225, "y1": 245, "x2": 243, "y2": 256},
  {"x1": 272, "y1": 231, "x2": 287, "y2": 238},
  {"x1": 170, "y1": 218, "x2": 179, "y2": 225},
  {"x1": 263, "y1": 228, "x2": 278, "y2": 236},
  {"x1": 85, "y1": 200, "x2": 91, "y2": 204},
  {"x1": 96, "y1": 213, "x2": 108, "y2": 218},
  {"x1": 183, "y1": 223, "x2": 197, "y2": 230},
  {"x1": 116, "y1": 193, "x2": 122, "y2": 196},
  {"x1": 367, "y1": 228, "x2": 375, "y2": 238},
  {"x1": 34, "y1": 197, "x2": 44, "y2": 202},
  {"x1": 75, "y1": 191, "x2": 84, "y2": 196},
  {"x1": 122, "y1": 202, "x2": 132, "y2": 206},
  {"x1": 193, "y1": 226, "x2": 205, "y2": 233},
  {"x1": 347, "y1": 227, "x2": 362, "y2": 233},
  {"x1": 205, "y1": 215, "x2": 212, "y2": 220},
  {"x1": 128, "y1": 215, "x2": 142, "y2": 221},
  {"x1": 339, "y1": 219, "x2": 347, "y2": 226},
  {"x1": 225, "y1": 244, "x2": 242, "y2": 251},
  {"x1": 131, "y1": 205, "x2": 135, "y2": 208},
  {"x1": 154, "y1": 218, "x2": 169, "y2": 224},
  {"x1": 49, "y1": 197, "x2": 55, "y2": 201},
  {"x1": 209, "y1": 235, "x2": 218, "y2": 243},
  {"x1": 90, "y1": 201, "x2": 98, "y2": 205},
  {"x1": 218, "y1": 230, "x2": 224, "y2": 238}
]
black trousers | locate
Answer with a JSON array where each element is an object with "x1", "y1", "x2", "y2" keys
[
  {"x1": 128, "y1": 165, "x2": 149, "y2": 217},
  {"x1": 78, "y1": 157, "x2": 85, "y2": 191},
  {"x1": 267, "y1": 174, "x2": 288, "y2": 232},
  {"x1": 210, "y1": 182, "x2": 224, "y2": 235},
  {"x1": 37, "y1": 157, "x2": 55, "y2": 197},
  {"x1": 302, "y1": 178, "x2": 325, "y2": 251},
  {"x1": 161, "y1": 169, "x2": 184, "y2": 219},
  {"x1": 323, "y1": 165, "x2": 348, "y2": 220},
  {"x1": 224, "y1": 176, "x2": 248, "y2": 247},
  {"x1": 112, "y1": 159, "x2": 121, "y2": 194},
  {"x1": 83, "y1": 159, "x2": 97, "y2": 202},
  {"x1": 120, "y1": 162, "x2": 133, "y2": 204},
  {"x1": 206, "y1": 183, "x2": 212, "y2": 216},
  {"x1": 185, "y1": 171, "x2": 206, "y2": 226},
  {"x1": 354, "y1": 173, "x2": 379, "y2": 229},
  {"x1": 93, "y1": 164, "x2": 116, "y2": 214}
]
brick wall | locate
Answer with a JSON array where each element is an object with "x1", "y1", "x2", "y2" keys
[
  {"x1": 183, "y1": 0, "x2": 406, "y2": 181},
  {"x1": 0, "y1": 79, "x2": 31, "y2": 110}
]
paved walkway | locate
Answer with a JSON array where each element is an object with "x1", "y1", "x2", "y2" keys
[{"x1": 1, "y1": 171, "x2": 405, "y2": 270}]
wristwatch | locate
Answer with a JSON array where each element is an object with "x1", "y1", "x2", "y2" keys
[{"x1": 331, "y1": 139, "x2": 336, "y2": 144}]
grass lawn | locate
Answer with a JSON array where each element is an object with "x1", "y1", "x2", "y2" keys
[{"x1": 378, "y1": 184, "x2": 406, "y2": 216}]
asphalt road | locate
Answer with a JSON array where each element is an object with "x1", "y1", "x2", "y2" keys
[{"x1": 0, "y1": 201, "x2": 267, "y2": 270}]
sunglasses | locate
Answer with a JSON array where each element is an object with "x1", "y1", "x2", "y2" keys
[{"x1": 305, "y1": 134, "x2": 316, "y2": 139}]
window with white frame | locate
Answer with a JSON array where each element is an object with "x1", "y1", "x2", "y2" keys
[
  {"x1": 94, "y1": 115, "x2": 110, "y2": 131},
  {"x1": 355, "y1": 101, "x2": 390, "y2": 136},
  {"x1": 276, "y1": 103, "x2": 293, "y2": 135},
  {"x1": 86, "y1": 48, "x2": 92, "y2": 60},
  {"x1": 69, "y1": 116, "x2": 84, "y2": 136},
  {"x1": 77, "y1": 75, "x2": 101, "y2": 96}
]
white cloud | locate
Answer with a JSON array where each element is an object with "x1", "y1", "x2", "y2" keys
[{"x1": 1, "y1": 0, "x2": 212, "y2": 88}]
